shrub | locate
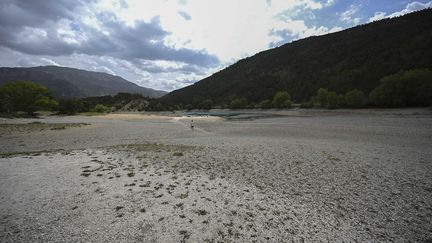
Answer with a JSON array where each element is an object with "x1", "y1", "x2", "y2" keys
[
  {"x1": 93, "y1": 104, "x2": 110, "y2": 113},
  {"x1": 230, "y1": 98, "x2": 248, "y2": 109},
  {"x1": 58, "y1": 99, "x2": 88, "y2": 115},
  {"x1": 345, "y1": 89, "x2": 365, "y2": 108},
  {"x1": 316, "y1": 88, "x2": 329, "y2": 108},
  {"x1": 315, "y1": 88, "x2": 346, "y2": 109},
  {"x1": 272, "y1": 91, "x2": 292, "y2": 108},
  {"x1": 184, "y1": 104, "x2": 194, "y2": 110},
  {"x1": 199, "y1": 99, "x2": 213, "y2": 110},
  {"x1": 326, "y1": 91, "x2": 341, "y2": 109},
  {"x1": 256, "y1": 99, "x2": 272, "y2": 109},
  {"x1": 300, "y1": 100, "x2": 314, "y2": 108}
]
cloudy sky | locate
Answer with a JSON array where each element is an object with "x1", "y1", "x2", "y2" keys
[{"x1": 0, "y1": 0, "x2": 431, "y2": 91}]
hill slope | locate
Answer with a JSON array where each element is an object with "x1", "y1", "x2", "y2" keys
[
  {"x1": 0, "y1": 66, "x2": 167, "y2": 99},
  {"x1": 164, "y1": 9, "x2": 432, "y2": 106}
]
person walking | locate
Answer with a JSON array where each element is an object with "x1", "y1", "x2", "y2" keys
[{"x1": 190, "y1": 119, "x2": 194, "y2": 131}]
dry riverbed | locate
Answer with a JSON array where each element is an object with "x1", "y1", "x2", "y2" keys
[{"x1": 0, "y1": 109, "x2": 431, "y2": 242}]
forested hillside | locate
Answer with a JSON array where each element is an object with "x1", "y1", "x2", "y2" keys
[{"x1": 163, "y1": 9, "x2": 432, "y2": 107}]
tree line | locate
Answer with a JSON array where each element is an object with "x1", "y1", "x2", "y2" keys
[
  {"x1": 308, "y1": 69, "x2": 432, "y2": 109},
  {"x1": 172, "y1": 69, "x2": 432, "y2": 110},
  {"x1": 1, "y1": 69, "x2": 431, "y2": 116}
]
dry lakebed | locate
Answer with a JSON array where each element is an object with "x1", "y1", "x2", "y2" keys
[{"x1": 0, "y1": 109, "x2": 431, "y2": 242}]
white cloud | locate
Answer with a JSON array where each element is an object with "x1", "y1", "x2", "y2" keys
[
  {"x1": 388, "y1": 1, "x2": 432, "y2": 17},
  {"x1": 0, "y1": 0, "x2": 342, "y2": 91},
  {"x1": 369, "y1": 1, "x2": 432, "y2": 22},
  {"x1": 270, "y1": 19, "x2": 342, "y2": 46},
  {"x1": 97, "y1": 0, "x2": 337, "y2": 63},
  {"x1": 40, "y1": 58, "x2": 60, "y2": 66},
  {"x1": 340, "y1": 4, "x2": 362, "y2": 25},
  {"x1": 324, "y1": 0, "x2": 336, "y2": 7},
  {"x1": 369, "y1": 11, "x2": 387, "y2": 22}
]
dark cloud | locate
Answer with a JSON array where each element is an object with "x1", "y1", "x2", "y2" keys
[
  {"x1": 0, "y1": 0, "x2": 219, "y2": 67},
  {"x1": 0, "y1": 0, "x2": 91, "y2": 28},
  {"x1": 178, "y1": 11, "x2": 192, "y2": 20}
]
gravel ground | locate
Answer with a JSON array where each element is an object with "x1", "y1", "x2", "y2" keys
[{"x1": 0, "y1": 109, "x2": 431, "y2": 242}]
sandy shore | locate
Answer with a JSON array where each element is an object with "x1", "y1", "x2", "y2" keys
[{"x1": 1, "y1": 109, "x2": 431, "y2": 242}]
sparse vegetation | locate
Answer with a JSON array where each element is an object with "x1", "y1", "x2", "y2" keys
[
  {"x1": 0, "y1": 122, "x2": 89, "y2": 136},
  {"x1": 196, "y1": 209, "x2": 208, "y2": 216},
  {"x1": 173, "y1": 152, "x2": 184, "y2": 156},
  {"x1": 92, "y1": 104, "x2": 111, "y2": 113},
  {"x1": 81, "y1": 172, "x2": 91, "y2": 177}
]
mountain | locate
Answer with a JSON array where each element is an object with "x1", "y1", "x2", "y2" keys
[
  {"x1": 0, "y1": 66, "x2": 167, "y2": 99},
  {"x1": 163, "y1": 9, "x2": 432, "y2": 106}
]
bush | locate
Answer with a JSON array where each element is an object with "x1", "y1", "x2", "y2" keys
[
  {"x1": 58, "y1": 99, "x2": 89, "y2": 115},
  {"x1": 256, "y1": 99, "x2": 272, "y2": 109},
  {"x1": 345, "y1": 89, "x2": 365, "y2": 108},
  {"x1": 272, "y1": 91, "x2": 292, "y2": 108},
  {"x1": 300, "y1": 100, "x2": 314, "y2": 108},
  {"x1": 316, "y1": 88, "x2": 329, "y2": 108},
  {"x1": 327, "y1": 91, "x2": 341, "y2": 109},
  {"x1": 93, "y1": 104, "x2": 110, "y2": 113},
  {"x1": 199, "y1": 99, "x2": 213, "y2": 110},
  {"x1": 230, "y1": 98, "x2": 248, "y2": 109},
  {"x1": 184, "y1": 104, "x2": 194, "y2": 111}
]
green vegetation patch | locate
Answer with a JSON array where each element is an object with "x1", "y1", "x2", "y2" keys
[
  {"x1": 0, "y1": 122, "x2": 90, "y2": 135},
  {"x1": 107, "y1": 142, "x2": 196, "y2": 154},
  {"x1": 0, "y1": 148, "x2": 68, "y2": 158},
  {"x1": 0, "y1": 80, "x2": 58, "y2": 116}
]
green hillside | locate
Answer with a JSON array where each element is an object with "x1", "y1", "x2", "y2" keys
[{"x1": 163, "y1": 9, "x2": 432, "y2": 107}]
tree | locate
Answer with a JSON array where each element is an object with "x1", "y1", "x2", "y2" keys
[
  {"x1": 199, "y1": 99, "x2": 213, "y2": 110},
  {"x1": 345, "y1": 89, "x2": 365, "y2": 108},
  {"x1": 0, "y1": 80, "x2": 58, "y2": 115},
  {"x1": 230, "y1": 98, "x2": 248, "y2": 109},
  {"x1": 326, "y1": 91, "x2": 341, "y2": 109},
  {"x1": 272, "y1": 91, "x2": 292, "y2": 108},
  {"x1": 58, "y1": 99, "x2": 87, "y2": 115},
  {"x1": 35, "y1": 96, "x2": 59, "y2": 110},
  {"x1": 184, "y1": 104, "x2": 194, "y2": 110},
  {"x1": 316, "y1": 88, "x2": 329, "y2": 108},
  {"x1": 370, "y1": 69, "x2": 432, "y2": 107},
  {"x1": 93, "y1": 104, "x2": 110, "y2": 113},
  {"x1": 256, "y1": 99, "x2": 272, "y2": 109}
]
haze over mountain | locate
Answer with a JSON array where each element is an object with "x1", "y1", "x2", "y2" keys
[
  {"x1": 163, "y1": 9, "x2": 432, "y2": 106},
  {"x1": 0, "y1": 66, "x2": 167, "y2": 99}
]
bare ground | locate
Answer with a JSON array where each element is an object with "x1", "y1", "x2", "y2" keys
[{"x1": 0, "y1": 109, "x2": 431, "y2": 242}]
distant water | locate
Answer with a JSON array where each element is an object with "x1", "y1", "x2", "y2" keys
[{"x1": 183, "y1": 110, "x2": 285, "y2": 120}]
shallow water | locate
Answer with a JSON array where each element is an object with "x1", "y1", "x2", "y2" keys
[{"x1": 183, "y1": 110, "x2": 286, "y2": 120}]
